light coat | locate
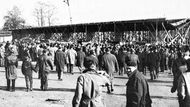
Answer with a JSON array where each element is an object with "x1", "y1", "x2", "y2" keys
[
  {"x1": 72, "y1": 70, "x2": 110, "y2": 107},
  {"x1": 5, "y1": 55, "x2": 18, "y2": 80}
]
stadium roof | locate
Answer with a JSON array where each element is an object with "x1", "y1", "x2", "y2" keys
[{"x1": 11, "y1": 18, "x2": 187, "y2": 34}]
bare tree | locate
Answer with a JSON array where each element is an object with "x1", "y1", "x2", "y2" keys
[
  {"x1": 3, "y1": 6, "x2": 25, "y2": 30},
  {"x1": 33, "y1": 2, "x2": 46, "y2": 26},
  {"x1": 34, "y1": 8, "x2": 40, "y2": 26},
  {"x1": 46, "y1": 5, "x2": 56, "y2": 26},
  {"x1": 33, "y1": 2, "x2": 56, "y2": 26}
]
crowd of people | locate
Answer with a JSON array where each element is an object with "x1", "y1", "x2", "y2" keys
[{"x1": 1, "y1": 40, "x2": 190, "y2": 107}]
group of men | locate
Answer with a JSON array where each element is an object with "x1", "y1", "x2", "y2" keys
[{"x1": 3, "y1": 40, "x2": 190, "y2": 107}]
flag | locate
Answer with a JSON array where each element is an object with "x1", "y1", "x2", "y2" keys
[{"x1": 63, "y1": 0, "x2": 69, "y2": 6}]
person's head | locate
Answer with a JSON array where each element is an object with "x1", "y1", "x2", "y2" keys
[
  {"x1": 179, "y1": 59, "x2": 187, "y2": 73},
  {"x1": 85, "y1": 60, "x2": 96, "y2": 70},
  {"x1": 126, "y1": 61, "x2": 137, "y2": 76}
]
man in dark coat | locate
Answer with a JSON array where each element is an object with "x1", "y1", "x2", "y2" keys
[
  {"x1": 54, "y1": 47, "x2": 66, "y2": 80},
  {"x1": 101, "y1": 47, "x2": 119, "y2": 93},
  {"x1": 171, "y1": 52, "x2": 186, "y2": 93},
  {"x1": 21, "y1": 56, "x2": 37, "y2": 91},
  {"x1": 154, "y1": 48, "x2": 161, "y2": 78},
  {"x1": 138, "y1": 48, "x2": 148, "y2": 75},
  {"x1": 36, "y1": 49, "x2": 53, "y2": 91},
  {"x1": 126, "y1": 61, "x2": 152, "y2": 107},
  {"x1": 147, "y1": 48, "x2": 158, "y2": 80},
  {"x1": 76, "y1": 47, "x2": 86, "y2": 73},
  {"x1": 160, "y1": 48, "x2": 166, "y2": 72},
  {"x1": 117, "y1": 47, "x2": 128, "y2": 75}
]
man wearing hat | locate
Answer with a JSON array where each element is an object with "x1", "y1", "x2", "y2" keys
[
  {"x1": 177, "y1": 59, "x2": 190, "y2": 107},
  {"x1": 101, "y1": 47, "x2": 119, "y2": 93},
  {"x1": 54, "y1": 46, "x2": 67, "y2": 80},
  {"x1": 72, "y1": 58, "x2": 110, "y2": 107},
  {"x1": 66, "y1": 45, "x2": 77, "y2": 74},
  {"x1": 76, "y1": 47, "x2": 86, "y2": 74},
  {"x1": 147, "y1": 47, "x2": 158, "y2": 80},
  {"x1": 126, "y1": 61, "x2": 152, "y2": 107},
  {"x1": 36, "y1": 49, "x2": 53, "y2": 91}
]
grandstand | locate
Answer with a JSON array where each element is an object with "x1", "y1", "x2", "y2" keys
[{"x1": 10, "y1": 18, "x2": 190, "y2": 45}]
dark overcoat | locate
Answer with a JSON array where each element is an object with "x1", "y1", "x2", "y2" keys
[
  {"x1": 37, "y1": 54, "x2": 53, "y2": 78},
  {"x1": 117, "y1": 51, "x2": 128, "y2": 68},
  {"x1": 54, "y1": 49, "x2": 66, "y2": 72},
  {"x1": 76, "y1": 50, "x2": 86, "y2": 67},
  {"x1": 126, "y1": 70, "x2": 152, "y2": 107}
]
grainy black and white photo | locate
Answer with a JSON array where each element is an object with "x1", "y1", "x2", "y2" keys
[{"x1": 0, "y1": 0, "x2": 190, "y2": 107}]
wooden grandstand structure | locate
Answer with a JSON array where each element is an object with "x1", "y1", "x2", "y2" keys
[{"x1": 10, "y1": 18, "x2": 190, "y2": 45}]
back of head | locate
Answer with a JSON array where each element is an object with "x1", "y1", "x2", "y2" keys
[
  {"x1": 179, "y1": 59, "x2": 187, "y2": 73},
  {"x1": 84, "y1": 59, "x2": 96, "y2": 71}
]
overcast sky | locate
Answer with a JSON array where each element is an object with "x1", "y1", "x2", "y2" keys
[{"x1": 0, "y1": 0, "x2": 190, "y2": 28}]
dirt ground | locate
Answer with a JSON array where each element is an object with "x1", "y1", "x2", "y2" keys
[{"x1": 0, "y1": 61, "x2": 179, "y2": 107}]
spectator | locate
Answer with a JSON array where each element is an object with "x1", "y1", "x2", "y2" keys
[
  {"x1": 76, "y1": 47, "x2": 86, "y2": 73},
  {"x1": 4, "y1": 47, "x2": 18, "y2": 92},
  {"x1": 117, "y1": 47, "x2": 127, "y2": 75},
  {"x1": 72, "y1": 59, "x2": 110, "y2": 107},
  {"x1": 171, "y1": 52, "x2": 186, "y2": 93},
  {"x1": 84, "y1": 50, "x2": 98, "y2": 70},
  {"x1": 176, "y1": 60, "x2": 189, "y2": 107},
  {"x1": 21, "y1": 56, "x2": 37, "y2": 91},
  {"x1": 101, "y1": 47, "x2": 119, "y2": 93},
  {"x1": 54, "y1": 46, "x2": 67, "y2": 80},
  {"x1": 36, "y1": 49, "x2": 53, "y2": 91},
  {"x1": 126, "y1": 61, "x2": 152, "y2": 107},
  {"x1": 66, "y1": 45, "x2": 77, "y2": 74}
]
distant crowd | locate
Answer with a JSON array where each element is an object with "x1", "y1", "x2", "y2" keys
[{"x1": 1, "y1": 40, "x2": 190, "y2": 107}]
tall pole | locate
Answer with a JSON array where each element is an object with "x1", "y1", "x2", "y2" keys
[
  {"x1": 63, "y1": 0, "x2": 72, "y2": 24},
  {"x1": 156, "y1": 21, "x2": 158, "y2": 42},
  {"x1": 68, "y1": 5, "x2": 72, "y2": 24}
]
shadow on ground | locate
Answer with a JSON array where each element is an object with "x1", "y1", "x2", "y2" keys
[
  {"x1": 151, "y1": 96, "x2": 177, "y2": 100},
  {"x1": 147, "y1": 79, "x2": 173, "y2": 83},
  {"x1": 0, "y1": 86, "x2": 75, "y2": 92},
  {"x1": 114, "y1": 76, "x2": 128, "y2": 79}
]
